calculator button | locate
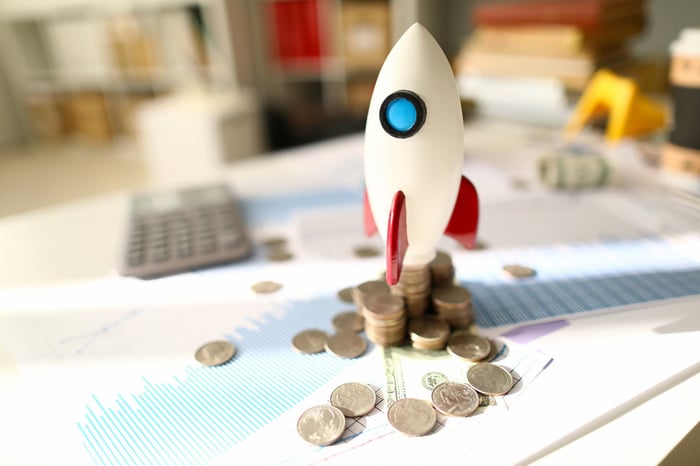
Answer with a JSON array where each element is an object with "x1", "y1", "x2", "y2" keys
[
  {"x1": 122, "y1": 184, "x2": 253, "y2": 278},
  {"x1": 177, "y1": 246, "x2": 193, "y2": 258},
  {"x1": 219, "y1": 232, "x2": 240, "y2": 247},
  {"x1": 151, "y1": 249, "x2": 169, "y2": 263},
  {"x1": 128, "y1": 252, "x2": 145, "y2": 267},
  {"x1": 198, "y1": 240, "x2": 217, "y2": 254}
]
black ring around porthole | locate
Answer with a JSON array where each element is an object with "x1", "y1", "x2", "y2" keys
[{"x1": 379, "y1": 90, "x2": 426, "y2": 139}]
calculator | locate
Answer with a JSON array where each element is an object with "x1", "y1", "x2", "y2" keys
[{"x1": 119, "y1": 184, "x2": 253, "y2": 278}]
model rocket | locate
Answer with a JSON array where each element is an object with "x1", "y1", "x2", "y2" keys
[{"x1": 364, "y1": 23, "x2": 479, "y2": 285}]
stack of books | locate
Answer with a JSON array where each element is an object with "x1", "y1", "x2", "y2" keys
[{"x1": 455, "y1": 0, "x2": 647, "y2": 125}]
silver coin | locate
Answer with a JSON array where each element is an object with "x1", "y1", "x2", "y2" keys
[
  {"x1": 267, "y1": 247, "x2": 294, "y2": 262},
  {"x1": 409, "y1": 315, "x2": 450, "y2": 350},
  {"x1": 324, "y1": 332, "x2": 367, "y2": 359},
  {"x1": 353, "y1": 245, "x2": 381, "y2": 258},
  {"x1": 337, "y1": 287, "x2": 355, "y2": 303},
  {"x1": 362, "y1": 293, "x2": 405, "y2": 320},
  {"x1": 447, "y1": 332, "x2": 492, "y2": 362},
  {"x1": 355, "y1": 280, "x2": 391, "y2": 297},
  {"x1": 292, "y1": 329, "x2": 328, "y2": 354},
  {"x1": 330, "y1": 382, "x2": 376, "y2": 417},
  {"x1": 473, "y1": 240, "x2": 488, "y2": 250},
  {"x1": 409, "y1": 315, "x2": 450, "y2": 340},
  {"x1": 387, "y1": 398, "x2": 436, "y2": 436},
  {"x1": 431, "y1": 382, "x2": 479, "y2": 417},
  {"x1": 297, "y1": 405, "x2": 346, "y2": 446},
  {"x1": 251, "y1": 280, "x2": 283, "y2": 294},
  {"x1": 467, "y1": 362, "x2": 513, "y2": 396},
  {"x1": 432, "y1": 285, "x2": 471, "y2": 305},
  {"x1": 262, "y1": 236, "x2": 287, "y2": 247},
  {"x1": 503, "y1": 264, "x2": 536, "y2": 278},
  {"x1": 331, "y1": 311, "x2": 364, "y2": 333},
  {"x1": 194, "y1": 340, "x2": 236, "y2": 367}
]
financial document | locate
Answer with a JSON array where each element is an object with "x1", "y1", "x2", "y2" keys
[
  {"x1": 213, "y1": 338, "x2": 552, "y2": 466},
  {"x1": 1, "y1": 130, "x2": 699, "y2": 465}
]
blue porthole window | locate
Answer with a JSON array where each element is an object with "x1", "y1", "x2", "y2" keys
[{"x1": 379, "y1": 90, "x2": 426, "y2": 138}]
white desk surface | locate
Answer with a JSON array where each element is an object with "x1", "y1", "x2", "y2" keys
[{"x1": 0, "y1": 119, "x2": 698, "y2": 464}]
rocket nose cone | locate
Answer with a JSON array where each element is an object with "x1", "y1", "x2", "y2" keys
[
  {"x1": 391, "y1": 22, "x2": 441, "y2": 58},
  {"x1": 404, "y1": 22, "x2": 431, "y2": 40},
  {"x1": 368, "y1": 20, "x2": 461, "y2": 144}
]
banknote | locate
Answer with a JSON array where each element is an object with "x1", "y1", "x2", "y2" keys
[
  {"x1": 381, "y1": 337, "x2": 551, "y2": 412},
  {"x1": 382, "y1": 343, "x2": 504, "y2": 410}
]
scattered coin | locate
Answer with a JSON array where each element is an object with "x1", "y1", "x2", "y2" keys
[
  {"x1": 331, "y1": 311, "x2": 364, "y2": 333},
  {"x1": 353, "y1": 245, "x2": 381, "y2": 258},
  {"x1": 261, "y1": 236, "x2": 287, "y2": 247},
  {"x1": 251, "y1": 280, "x2": 283, "y2": 294},
  {"x1": 337, "y1": 287, "x2": 355, "y2": 303},
  {"x1": 511, "y1": 177, "x2": 530, "y2": 190},
  {"x1": 330, "y1": 382, "x2": 377, "y2": 417},
  {"x1": 473, "y1": 240, "x2": 488, "y2": 250},
  {"x1": 485, "y1": 337, "x2": 501, "y2": 362},
  {"x1": 447, "y1": 332, "x2": 492, "y2": 362},
  {"x1": 324, "y1": 332, "x2": 368, "y2": 359},
  {"x1": 387, "y1": 398, "x2": 437, "y2": 436},
  {"x1": 461, "y1": 239, "x2": 487, "y2": 250},
  {"x1": 267, "y1": 247, "x2": 294, "y2": 262},
  {"x1": 292, "y1": 329, "x2": 328, "y2": 354},
  {"x1": 296, "y1": 405, "x2": 346, "y2": 446},
  {"x1": 467, "y1": 362, "x2": 513, "y2": 396},
  {"x1": 431, "y1": 382, "x2": 480, "y2": 417},
  {"x1": 503, "y1": 264, "x2": 537, "y2": 279},
  {"x1": 194, "y1": 340, "x2": 236, "y2": 367}
]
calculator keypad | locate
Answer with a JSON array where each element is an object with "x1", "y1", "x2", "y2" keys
[{"x1": 120, "y1": 185, "x2": 252, "y2": 278}]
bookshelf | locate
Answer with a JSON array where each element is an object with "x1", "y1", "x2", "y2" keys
[
  {"x1": 0, "y1": 0, "x2": 466, "y2": 149},
  {"x1": 240, "y1": 0, "x2": 393, "y2": 148},
  {"x1": 0, "y1": 0, "x2": 240, "y2": 144}
]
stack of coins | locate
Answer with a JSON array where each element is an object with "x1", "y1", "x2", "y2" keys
[
  {"x1": 431, "y1": 284, "x2": 474, "y2": 329},
  {"x1": 262, "y1": 236, "x2": 293, "y2": 262},
  {"x1": 408, "y1": 315, "x2": 450, "y2": 350},
  {"x1": 429, "y1": 251, "x2": 455, "y2": 287},
  {"x1": 352, "y1": 280, "x2": 390, "y2": 314},
  {"x1": 390, "y1": 264, "x2": 431, "y2": 317},
  {"x1": 361, "y1": 293, "x2": 407, "y2": 346}
]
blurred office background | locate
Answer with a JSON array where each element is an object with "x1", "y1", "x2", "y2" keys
[{"x1": 0, "y1": 0, "x2": 697, "y2": 216}]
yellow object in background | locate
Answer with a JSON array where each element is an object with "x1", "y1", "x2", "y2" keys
[{"x1": 565, "y1": 69, "x2": 667, "y2": 142}]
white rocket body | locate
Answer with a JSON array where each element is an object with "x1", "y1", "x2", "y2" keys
[{"x1": 364, "y1": 23, "x2": 466, "y2": 267}]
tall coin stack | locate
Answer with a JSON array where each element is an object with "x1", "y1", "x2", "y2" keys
[
  {"x1": 429, "y1": 251, "x2": 455, "y2": 287},
  {"x1": 390, "y1": 264, "x2": 431, "y2": 317},
  {"x1": 352, "y1": 280, "x2": 390, "y2": 315},
  {"x1": 361, "y1": 293, "x2": 407, "y2": 346},
  {"x1": 431, "y1": 284, "x2": 474, "y2": 330}
]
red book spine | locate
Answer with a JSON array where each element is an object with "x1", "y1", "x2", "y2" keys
[{"x1": 267, "y1": 0, "x2": 322, "y2": 68}]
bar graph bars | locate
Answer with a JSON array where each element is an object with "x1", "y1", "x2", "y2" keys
[{"x1": 77, "y1": 296, "x2": 356, "y2": 465}]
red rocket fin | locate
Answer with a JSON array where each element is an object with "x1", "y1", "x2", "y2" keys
[
  {"x1": 363, "y1": 188, "x2": 378, "y2": 236},
  {"x1": 444, "y1": 176, "x2": 479, "y2": 249},
  {"x1": 386, "y1": 191, "x2": 408, "y2": 285}
]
